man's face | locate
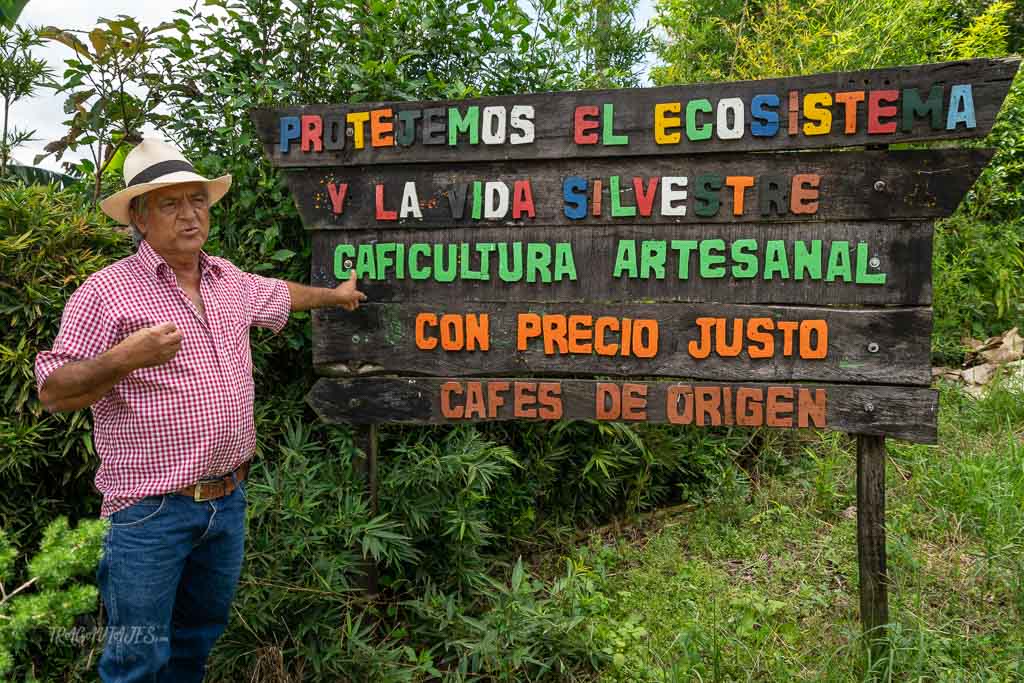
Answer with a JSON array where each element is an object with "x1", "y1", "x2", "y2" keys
[{"x1": 132, "y1": 182, "x2": 211, "y2": 259}]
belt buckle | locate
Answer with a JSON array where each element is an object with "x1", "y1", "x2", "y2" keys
[{"x1": 194, "y1": 481, "x2": 216, "y2": 502}]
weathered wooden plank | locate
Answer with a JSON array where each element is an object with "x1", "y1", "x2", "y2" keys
[
  {"x1": 287, "y1": 149, "x2": 992, "y2": 229},
  {"x1": 310, "y1": 221, "x2": 933, "y2": 306},
  {"x1": 856, "y1": 434, "x2": 890, "y2": 645},
  {"x1": 306, "y1": 377, "x2": 939, "y2": 442},
  {"x1": 313, "y1": 303, "x2": 932, "y2": 386},
  {"x1": 352, "y1": 424, "x2": 379, "y2": 596},
  {"x1": 252, "y1": 58, "x2": 1019, "y2": 166}
]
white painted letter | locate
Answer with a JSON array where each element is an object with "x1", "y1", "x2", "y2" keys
[
  {"x1": 661, "y1": 176, "x2": 688, "y2": 216},
  {"x1": 481, "y1": 106, "x2": 507, "y2": 144},
  {"x1": 716, "y1": 97, "x2": 745, "y2": 140},
  {"x1": 510, "y1": 105, "x2": 535, "y2": 144},
  {"x1": 399, "y1": 181, "x2": 422, "y2": 218},
  {"x1": 484, "y1": 181, "x2": 510, "y2": 218}
]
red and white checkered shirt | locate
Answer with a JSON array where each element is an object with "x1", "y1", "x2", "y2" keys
[{"x1": 35, "y1": 239, "x2": 291, "y2": 517}]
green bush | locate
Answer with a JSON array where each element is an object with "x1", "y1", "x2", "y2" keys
[
  {"x1": 0, "y1": 516, "x2": 107, "y2": 679},
  {"x1": 0, "y1": 183, "x2": 129, "y2": 541},
  {"x1": 0, "y1": 182, "x2": 125, "y2": 679},
  {"x1": 212, "y1": 399, "x2": 629, "y2": 681},
  {"x1": 933, "y1": 68, "x2": 1024, "y2": 362}
]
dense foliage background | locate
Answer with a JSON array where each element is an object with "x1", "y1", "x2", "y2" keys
[{"x1": 1, "y1": 0, "x2": 1022, "y2": 680}]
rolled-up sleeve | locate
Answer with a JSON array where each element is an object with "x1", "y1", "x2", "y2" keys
[
  {"x1": 35, "y1": 280, "x2": 120, "y2": 393},
  {"x1": 245, "y1": 272, "x2": 291, "y2": 333}
]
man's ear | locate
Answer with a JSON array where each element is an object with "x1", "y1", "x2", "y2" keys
[{"x1": 130, "y1": 210, "x2": 146, "y2": 237}]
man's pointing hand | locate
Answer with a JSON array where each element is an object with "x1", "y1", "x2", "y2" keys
[{"x1": 334, "y1": 270, "x2": 367, "y2": 312}]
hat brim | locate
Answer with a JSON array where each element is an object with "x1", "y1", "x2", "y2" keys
[{"x1": 99, "y1": 172, "x2": 233, "y2": 225}]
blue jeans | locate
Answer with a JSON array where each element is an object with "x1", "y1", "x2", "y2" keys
[{"x1": 97, "y1": 481, "x2": 247, "y2": 682}]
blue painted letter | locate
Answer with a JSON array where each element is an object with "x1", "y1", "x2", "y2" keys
[
  {"x1": 751, "y1": 94, "x2": 780, "y2": 137},
  {"x1": 563, "y1": 176, "x2": 588, "y2": 219},
  {"x1": 946, "y1": 85, "x2": 976, "y2": 130},
  {"x1": 280, "y1": 116, "x2": 300, "y2": 153}
]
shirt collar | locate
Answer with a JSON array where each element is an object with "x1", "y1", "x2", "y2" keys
[{"x1": 136, "y1": 239, "x2": 224, "y2": 282}]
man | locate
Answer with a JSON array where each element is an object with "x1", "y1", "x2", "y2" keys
[{"x1": 34, "y1": 138, "x2": 366, "y2": 682}]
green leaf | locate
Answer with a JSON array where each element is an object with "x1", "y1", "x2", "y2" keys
[
  {"x1": 271, "y1": 248, "x2": 295, "y2": 262},
  {"x1": 0, "y1": 0, "x2": 29, "y2": 28},
  {"x1": 511, "y1": 556, "x2": 525, "y2": 592}
]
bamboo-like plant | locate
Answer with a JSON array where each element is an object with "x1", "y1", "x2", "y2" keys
[{"x1": 0, "y1": 25, "x2": 50, "y2": 176}]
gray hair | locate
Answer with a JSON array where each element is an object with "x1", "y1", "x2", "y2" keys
[{"x1": 129, "y1": 194, "x2": 148, "y2": 249}]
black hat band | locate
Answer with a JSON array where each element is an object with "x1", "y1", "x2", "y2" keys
[{"x1": 128, "y1": 160, "x2": 197, "y2": 187}]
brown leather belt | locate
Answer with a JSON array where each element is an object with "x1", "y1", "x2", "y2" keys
[{"x1": 175, "y1": 461, "x2": 250, "y2": 502}]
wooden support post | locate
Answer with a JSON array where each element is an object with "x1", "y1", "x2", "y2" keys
[
  {"x1": 353, "y1": 424, "x2": 379, "y2": 597},
  {"x1": 856, "y1": 433, "x2": 889, "y2": 656}
]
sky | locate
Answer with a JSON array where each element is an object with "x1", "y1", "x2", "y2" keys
[{"x1": 11, "y1": 0, "x2": 657, "y2": 172}]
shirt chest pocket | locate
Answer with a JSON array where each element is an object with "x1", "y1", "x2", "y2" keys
[{"x1": 229, "y1": 319, "x2": 253, "y2": 372}]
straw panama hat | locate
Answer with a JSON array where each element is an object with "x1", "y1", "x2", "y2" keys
[{"x1": 99, "y1": 138, "x2": 232, "y2": 225}]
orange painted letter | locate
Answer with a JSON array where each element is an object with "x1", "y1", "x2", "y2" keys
[
  {"x1": 440, "y1": 314, "x2": 465, "y2": 351},
  {"x1": 416, "y1": 313, "x2": 438, "y2": 350},
  {"x1": 766, "y1": 387, "x2": 794, "y2": 427},
  {"x1": 370, "y1": 108, "x2": 394, "y2": 147},
  {"x1": 747, "y1": 318, "x2": 774, "y2": 358},
  {"x1": 487, "y1": 381, "x2": 511, "y2": 418},
  {"x1": 594, "y1": 317, "x2": 619, "y2": 355},
  {"x1": 799, "y1": 320, "x2": 827, "y2": 359},
  {"x1": 440, "y1": 381, "x2": 464, "y2": 418},
  {"x1": 725, "y1": 176, "x2": 755, "y2": 216},
  {"x1": 568, "y1": 315, "x2": 594, "y2": 354},
  {"x1": 514, "y1": 382, "x2": 538, "y2": 418},
  {"x1": 736, "y1": 388, "x2": 763, "y2": 426},
  {"x1": 695, "y1": 386, "x2": 722, "y2": 426},
  {"x1": 666, "y1": 385, "x2": 693, "y2": 424},
  {"x1": 595, "y1": 383, "x2": 621, "y2": 420},
  {"x1": 543, "y1": 315, "x2": 569, "y2": 354},
  {"x1": 689, "y1": 317, "x2": 715, "y2": 359},
  {"x1": 790, "y1": 174, "x2": 820, "y2": 214},
  {"x1": 538, "y1": 382, "x2": 563, "y2": 419},
  {"x1": 517, "y1": 313, "x2": 542, "y2": 351},
  {"x1": 798, "y1": 388, "x2": 826, "y2": 428},
  {"x1": 465, "y1": 313, "x2": 490, "y2": 351},
  {"x1": 622, "y1": 383, "x2": 648, "y2": 421},
  {"x1": 834, "y1": 91, "x2": 865, "y2": 134}
]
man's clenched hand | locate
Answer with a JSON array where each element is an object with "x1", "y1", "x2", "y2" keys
[{"x1": 118, "y1": 322, "x2": 182, "y2": 369}]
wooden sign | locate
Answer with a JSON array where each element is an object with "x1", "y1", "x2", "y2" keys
[
  {"x1": 256, "y1": 57, "x2": 1017, "y2": 628},
  {"x1": 306, "y1": 377, "x2": 938, "y2": 443},
  {"x1": 253, "y1": 58, "x2": 1019, "y2": 443},
  {"x1": 253, "y1": 58, "x2": 1017, "y2": 166},
  {"x1": 312, "y1": 303, "x2": 932, "y2": 386},
  {"x1": 309, "y1": 222, "x2": 934, "y2": 306},
  {"x1": 285, "y1": 149, "x2": 992, "y2": 229}
]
